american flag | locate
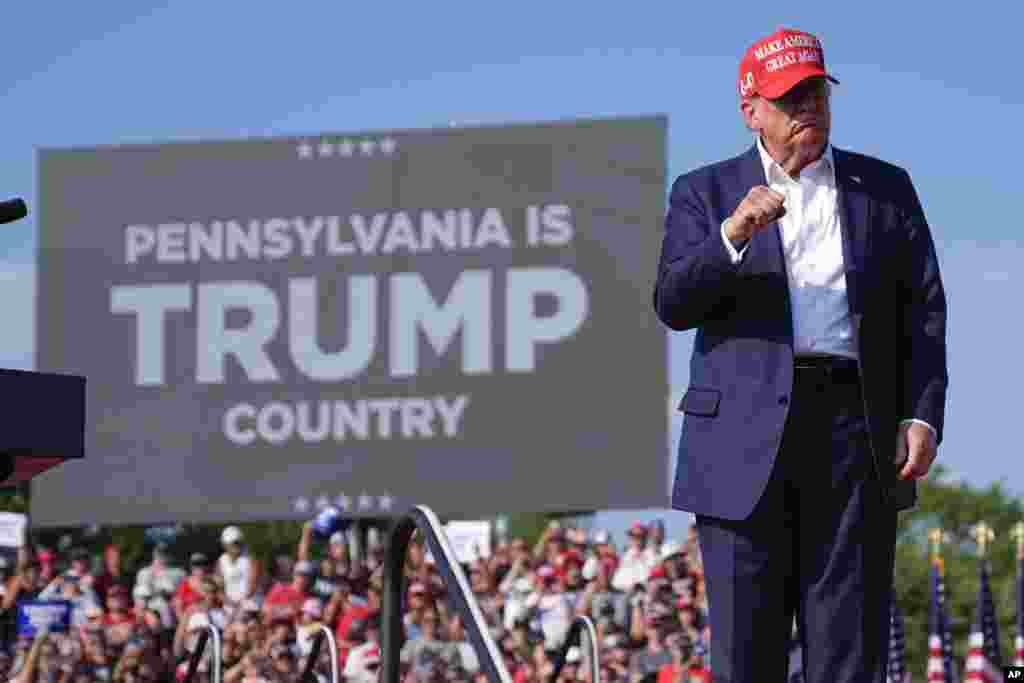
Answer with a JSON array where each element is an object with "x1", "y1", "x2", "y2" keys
[
  {"x1": 964, "y1": 561, "x2": 1004, "y2": 683},
  {"x1": 888, "y1": 592, "x2": 912, "y2": 683},
  {"x1": 928, "y1": 561, "x2": 958, "y2": 683}
]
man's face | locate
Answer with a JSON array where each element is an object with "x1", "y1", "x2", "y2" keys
[{"x1": 744, "y1": 76, "x2": 831, "y2": 156}]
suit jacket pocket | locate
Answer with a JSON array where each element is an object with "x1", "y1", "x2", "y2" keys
[{"x1": 679, "y1": 388, "x2": 721, "y2": 417}]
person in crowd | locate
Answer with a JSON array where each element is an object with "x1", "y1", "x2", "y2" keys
[
  {"x1": 630, "y1": 608, "x2": 674, "y2": 683},
  {"x1": 173, "y1": 553, "x2": 216, "y2": 622},
  {"x1": 441, "y1": 612, "x2": 480, "y2": 675},
  {"x1": 648, "y1": 520, "x2": 667, "y2": 559},
  {"x1": 217, "y1": 527, "x2": 262, "y2": 611},
  {"x1": 344, "y1": 613, "x2": 384, "y2": 681},
  {"x1": 101, "y1": 584, "x2": 136, "y2": 656},
  {"x1": 92, "y1": 545, "x2": 128, "y2": 607},
  {"x1": 581, "y1": 529, "x2": 618, "y2": 582},
  {"x1": 333, "y1": 577, "x2": 381, "y2": 669},
  {"x1": 262, "y1": 560, "x2": 312, "y2": 625},
  {"x1": 523, "y1": 565, "x2": 573, "y2": 657},
  {"x1": 468, "y1": 561, "x2": 504, "y2": 632},
  {"x1": 402, "y1": 581, "x2": 432, "y2": 641},
  {"x1": 294, "y1": 597, "x2": 323, "y2": 657},
  {"x1": 34, "y1": 550, "x2": 58, "y2": 590},
  {"x1": 400, "y1": 607, "x2": 447, "y2": 674},
  {"x1": 577, "y1": 559, "x2": 628, "y2": 632},
  {"x1": 173, "y1": 576, "x2": 226, "y2": 664},
  {"x1": 63, "y1": 550, "x2": 94, "y2": 586},
  {"x1": 37, "y1": 572, "x2": 99, "y2": 629},
  {"x1": 533, "y1": 522, "x2": 569, "y2": 566},
  {"x1": 613, "y1": 523, "x2": 657, "y2": 594},
  {"x1": 133, "y1": 544, "x2": 184, "y2": 612}
]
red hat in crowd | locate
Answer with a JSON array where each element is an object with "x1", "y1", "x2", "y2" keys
[
  {"x1": 555, "y1": 550, "x2": 583, "y2": 578},
  {"x1": 628, "y1": 521, "x2": 648, "y2": 537},
  {"x1": 738, "y1": 27, "x2": 839, "y2": 99}
]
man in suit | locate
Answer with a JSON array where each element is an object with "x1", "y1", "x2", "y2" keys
[{"x1": 652, "y1": 27, "x2": 948, "y2": 683}]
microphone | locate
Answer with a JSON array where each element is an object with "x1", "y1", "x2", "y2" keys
[{"x1": 0, "y1": 199, "x2": 27, "y2": 224}]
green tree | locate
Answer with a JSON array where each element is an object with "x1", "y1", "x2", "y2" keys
[{"x1": 893, "y1": 463, "x2": 1023, "y2": 679}]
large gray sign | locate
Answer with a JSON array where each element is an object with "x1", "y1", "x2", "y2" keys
[{"x1": 33, "y1": 116, "x2": 668, "y2": 526}]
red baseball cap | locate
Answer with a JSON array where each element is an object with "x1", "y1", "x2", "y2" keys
[{"x1": 738, "y1": 28, "x2": 839, "y2": 99}]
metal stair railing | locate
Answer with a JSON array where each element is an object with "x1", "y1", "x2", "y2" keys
[
  {"x1": 181, "y1": 623, "x2": 222, "y2": 683},
  {"x1": 300, "y1": 624, "x2": 340, "y2": 683},
  {"x1": 549, "y1": 615, "x2": 600, "y2": 683},
  {"x1": 382, "y1": 504, "x2": 512, "y2": 683}
]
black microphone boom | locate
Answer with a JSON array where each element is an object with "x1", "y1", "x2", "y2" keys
[{"x1": 0, "y1": 199, "x2": 27, "y2": 224}]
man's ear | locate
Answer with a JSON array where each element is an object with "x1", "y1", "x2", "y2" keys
[{"x1": 740, "y1": 98, "x2": 759, "y2": 132}]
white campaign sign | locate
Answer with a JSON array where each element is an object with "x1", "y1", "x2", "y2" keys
[
  {"x1": 443, "y1": 520, "x2": 492, "y2": 564},
  {"x1": 0, "y1": 513, "x2": 27, "y2": 548}
]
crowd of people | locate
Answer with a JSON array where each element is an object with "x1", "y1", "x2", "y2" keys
[{"x1": 0, "y1": 517, "x2": 715, "y2": 683}]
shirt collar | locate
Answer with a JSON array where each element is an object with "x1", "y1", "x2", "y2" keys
[{"x1": 755, "y1": 135, "x2": 834, "y2": 184}]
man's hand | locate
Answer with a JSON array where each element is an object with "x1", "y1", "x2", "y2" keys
[
  {"x1": 724, "y1": 186, "x2": 787, "y2": 245},
  {"x1": 896, "y1": 422, "x2": 937, "y2": 480}
]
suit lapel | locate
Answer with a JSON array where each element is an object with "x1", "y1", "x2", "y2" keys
[{"x1": 832, "y1": 148, "x2": 870, "y2": 316}]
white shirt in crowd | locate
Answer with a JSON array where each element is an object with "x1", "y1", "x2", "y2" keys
[
  {"x1": 218, "y1": 552, "x2": 253, "y2": 604},
  {"x1": 344, "y1": 642, "x2": 381, "y2": 683},
  {"x1": 611, "y1": 546, "x2": 657, "y2": 593},
  {"x1": 134, "y1": 562, "x2": 185, "y2": 598},
  {"x1": 525, "y1": 590, "x2": 574, "y2": 650}
]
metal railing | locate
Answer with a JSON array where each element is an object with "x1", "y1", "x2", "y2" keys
[
  {"x1": 382, "y1": 504, "x2": 512, "y2": 683},
  {"x1": 549, "y1": 615, "x2": 600, "y2": 683},
  {"x1": 300, "y1": 624, "x2": 340, "y2": 683},
  {"x1": 181, "y1": 623, "x2": 222, "y2": 683}
]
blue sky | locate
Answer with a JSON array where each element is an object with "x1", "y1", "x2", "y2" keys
[{"x1": 1, "y1": 2, "x2": 1020, "y2": 545}]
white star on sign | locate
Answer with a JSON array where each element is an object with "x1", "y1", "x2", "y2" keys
[
  {"x1": 318, "y1": 141, "x2": 334, "y2": 157},
  {"x1": 297, "y1": 142, "x2": 314, "y2": 159},
  {"x1": 335, "y1": 494, "x2": 351, "y2": 511},
  {"x1": 359, "y1": 139, "x2": 376, "y2": 156},
  {"x1": 358, "y1": 493, "x2": 374, "y2": 510},
  {"x1": 379, "y1": 138, "x2": 397, "y2": 155},
  {"x1": 315, "y1": 495, "x2": 330, "y2": 510},
  {"x1": 378, "y1": 495, "x2": 394, "y2": 511},
  {"x1": 338, "y1": 139, "x2": 355, "y2": 157},
  {"x1": 293, "y1": 497, "x2": 310, "y2": 513}
]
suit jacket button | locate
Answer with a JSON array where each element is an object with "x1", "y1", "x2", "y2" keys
[{"x1": 778, "y1": 395, "x2": 789, "y2": 405}]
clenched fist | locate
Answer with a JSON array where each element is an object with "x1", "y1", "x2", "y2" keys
[{"x1": 724, "y1": 186, "x2": 786, "y2": 245}]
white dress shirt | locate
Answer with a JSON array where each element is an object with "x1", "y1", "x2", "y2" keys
[{"x1": 720, "y1": 136, "x2": 935, "y2": 440}]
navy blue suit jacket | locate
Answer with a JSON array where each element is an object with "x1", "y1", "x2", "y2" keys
[{"x1": 654, "y1": 144, "x2": 948, "y2": 520}]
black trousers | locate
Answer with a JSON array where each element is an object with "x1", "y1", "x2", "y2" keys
[{"x1": 695, "y1": 368, "x2": 897, "y2": 683}]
